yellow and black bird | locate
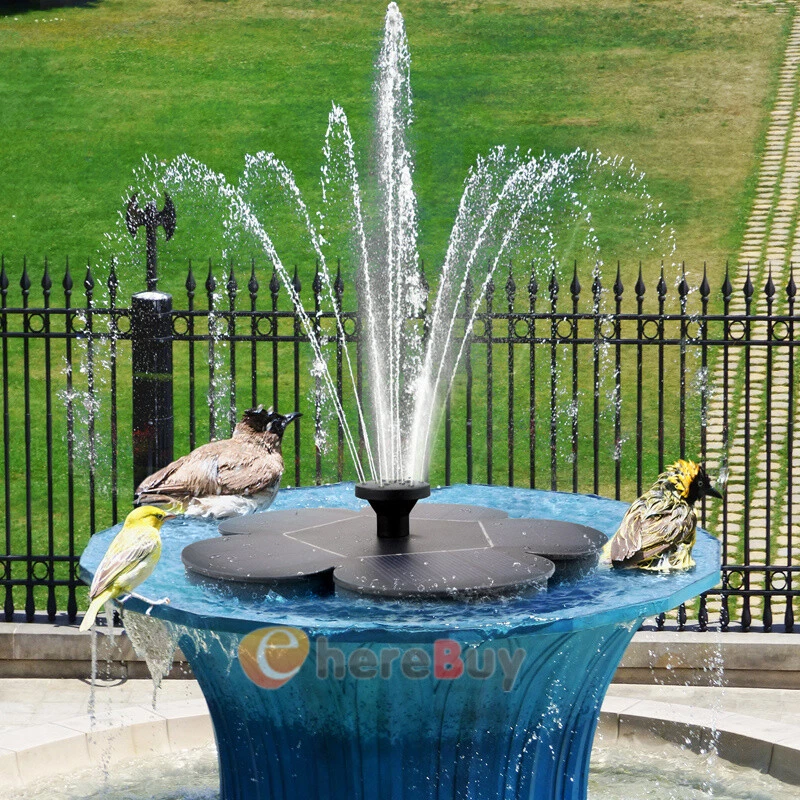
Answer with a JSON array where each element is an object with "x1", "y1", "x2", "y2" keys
[
  {"x1": 80, "y1": 506, "x2": 174, "y2": 632},
  {"x1": 134, "y1": 406, "x2": 301, "y2": 519},
  {"x1": 604, "y1": 459, "x2": 722, "y2": 571}
]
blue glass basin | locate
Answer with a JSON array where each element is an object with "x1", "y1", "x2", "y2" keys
[{"x1": 80, "y1": 484, "x2": 720, "y2": 800}]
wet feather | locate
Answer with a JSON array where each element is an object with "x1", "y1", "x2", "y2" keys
[{"x1": 604, "y1": 460, "x2": 720, "y2": 572}]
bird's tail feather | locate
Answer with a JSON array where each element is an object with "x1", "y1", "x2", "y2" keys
[{"x1": 79, "y1": 589, "x2": 115, "y2": 632}]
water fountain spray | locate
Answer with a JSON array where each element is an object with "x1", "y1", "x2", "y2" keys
[{"x1": 79, "y1": 6, "x2": 720, "y2": 799}]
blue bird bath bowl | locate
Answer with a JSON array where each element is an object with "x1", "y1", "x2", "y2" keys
[{"x1": 80, "y1": 484, "x2": 720, "y2": 800}]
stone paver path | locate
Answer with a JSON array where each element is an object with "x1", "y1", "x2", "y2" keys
[{"x1": 705, "y1": 1, "x2": 799, "y2": 630}]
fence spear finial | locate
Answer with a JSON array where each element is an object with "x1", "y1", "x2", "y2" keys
[{"x1": 126, "y1": 192, "x2": 176, "y2": 292}]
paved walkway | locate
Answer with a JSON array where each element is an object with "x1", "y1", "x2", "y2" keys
[
  {"x1": 1, "y1": 676, "x2": 798, "y2": 738},
  {"x1": 2, "y1": 676, "x2": 799, "y2": 788},
  {"x1": 0, "y1": 678, "x2": 205, "y2": 736},
  {"x1": 704, "y1": 0, "x2": 800, "y2": 629},
  {"x1": 605, "y1": 684, "x2": 800, "y2": 728}
]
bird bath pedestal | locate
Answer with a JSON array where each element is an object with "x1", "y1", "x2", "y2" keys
[{"x1": 80, "y1": 484, "x2": 720, "y2": 800}]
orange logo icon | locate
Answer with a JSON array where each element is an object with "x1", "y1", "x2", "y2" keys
[{"x1": 238, "y1": 626, "x2": 310, "y2": 689}]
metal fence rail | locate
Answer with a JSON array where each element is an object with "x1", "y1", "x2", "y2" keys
[{"x1": 1, "y1": 256, "x2": 798, "y2": 632}]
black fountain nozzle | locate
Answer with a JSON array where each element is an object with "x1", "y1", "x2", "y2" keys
[{"x1": 355, "y1": 480, "x2": 431, "y2": 539}]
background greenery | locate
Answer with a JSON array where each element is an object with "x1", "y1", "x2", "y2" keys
[
  {"x1": 0, "y1": 0, "x2": 790, "y2": 286},
  {"x1": 0, "y1": 0, "x2": 792, "y2": 614}
]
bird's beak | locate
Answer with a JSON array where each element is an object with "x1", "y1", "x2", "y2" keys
[
  {"x1": 284, "y1": 411, "x2": 302, "y2": 425},
  {"x1": 163, "y1": 511, "x2": 178, "y2": 521},
  {"x1": 705, "y1": 485, "x2": 723, "y2": 499}
]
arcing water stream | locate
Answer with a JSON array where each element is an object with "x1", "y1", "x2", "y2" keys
[{"x1": 99, "y1": 2, "x2": 673, "y2": 486}]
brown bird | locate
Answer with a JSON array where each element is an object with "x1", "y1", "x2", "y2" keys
[{"x1": 134, "y1": 406, "x2": 301, "y2": 519}]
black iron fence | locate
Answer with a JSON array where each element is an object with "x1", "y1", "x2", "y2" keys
[{"x1": 1, "y1": 255, "x2": 798, "y2": 632}]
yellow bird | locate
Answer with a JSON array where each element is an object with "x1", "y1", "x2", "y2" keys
[
  {"x1": 603, "y1": 459, "x2": 722, "y2": 571},
  {"x1": 79, "y1": 506, "x2": 174, "y2": 632}
]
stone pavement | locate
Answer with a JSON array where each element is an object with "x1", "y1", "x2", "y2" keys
[
  {"x1": 0, "y1": 677, "x2": 206, "y2": 736},
  {"x1": 703, "y1": 0, "x2": 799, "y2": 629},
  {"x1": 1, "y1": 676, "x2": 798, "y2": 735},
  {"x1": 1, "y1": 628, "x2": 800, "y2": 788},
  {"x1": 3, "y1": 611, "x2": 800, "y2": 787},
  {"x1": 1, "y1": 675, "x2": 800, "y2": 787},
  {"x1": 604, "y1": 684, "x2": 800, "y2": 729}
]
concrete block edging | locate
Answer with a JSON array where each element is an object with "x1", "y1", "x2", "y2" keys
[
  {"x1": 1, "y1": 695, "x2": 799, "y2": 788},
  {"x1": 3, "y1": 623, "x2": 800, "y2": 688},
  {"x1": 0, "y1": 700, "x2": 212, "y2": 789},
  {"x1": 598, "y1": 695, "x2": 800, "y2": 787}
]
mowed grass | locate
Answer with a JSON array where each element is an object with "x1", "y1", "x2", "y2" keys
[
  {"x1": 0, "y1": 0, "x2": 790, "y2": 281},
  {"x1": 0, "y1": 0, "x2": 791, "y2": 613}
]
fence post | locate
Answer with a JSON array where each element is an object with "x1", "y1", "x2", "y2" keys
[{"x1": 131, "y1": 291, "x2": 174, "y2": 493}]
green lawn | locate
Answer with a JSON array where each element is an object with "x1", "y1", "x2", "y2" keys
[
  {"x1": 0, "y1": 0, "x2": 790, "y2": 286},
  {"x1": 0, "y1": 0, "x2": 792, "y2": 615}
]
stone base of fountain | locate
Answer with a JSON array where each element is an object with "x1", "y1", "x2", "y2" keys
[{"x1": 181, "y1": 492, "x2": 608, "y2": 599}]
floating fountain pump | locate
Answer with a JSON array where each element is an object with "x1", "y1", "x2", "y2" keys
[
  {"x1": 355, "y1": 480, "x2": 431, "y2": 538},
  {"x1": 181, "y1": 482, "x2": 610, "y2": 599}
]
